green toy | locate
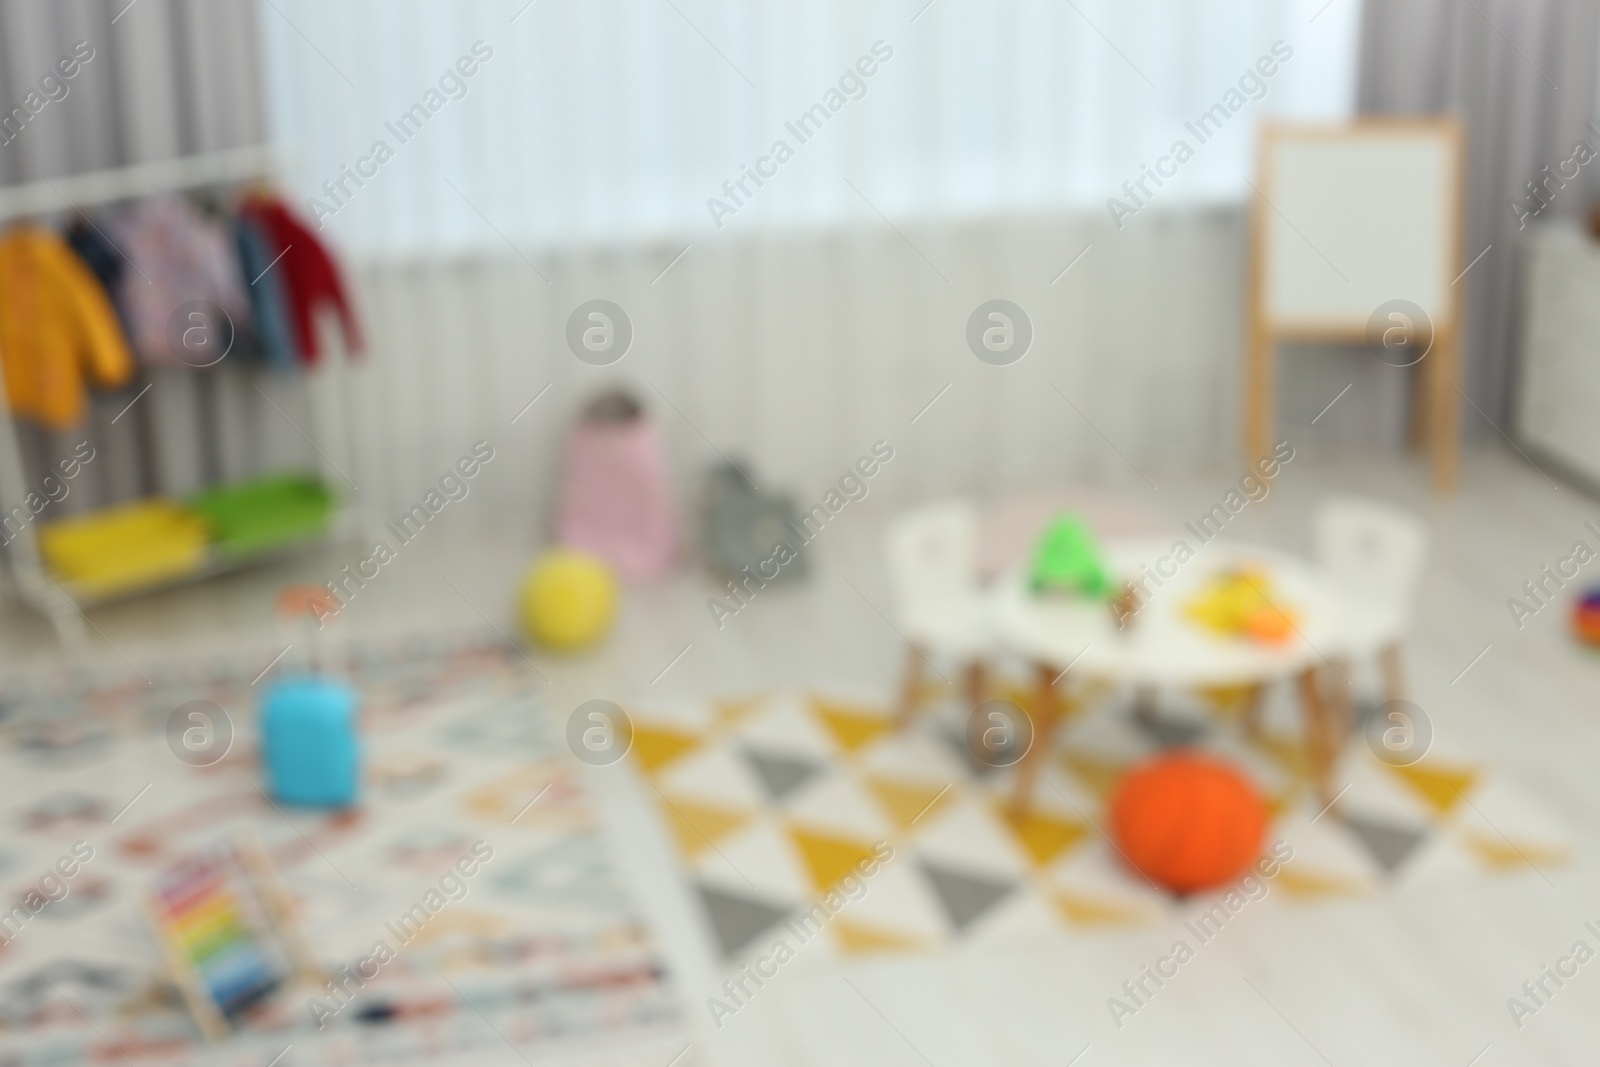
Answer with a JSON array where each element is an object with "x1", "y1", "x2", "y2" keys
[
  {"x1": 187, "y1": 473, "x2": 335, "y2": 559},
  {"x1": 1029, "y1": 514, "x2": 1111, "y2": 597}
]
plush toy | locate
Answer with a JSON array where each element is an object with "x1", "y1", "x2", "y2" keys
[
  {"x1": 700, "y1": 459, "x2": 809, "y2": 583},
  {"x1": 521, "y1": 549, "x2": 618, "y2": 651},
  {"x1": 1109, "y1": 751, "x2": 1267, "y2": 894},
  {"x1": 1183, "y1": 567, "x2": 1296, "y2": 644},
  {"x1": 1029, "y1": 514, "x2": 1111, "y2": 597},
  {"x1": 555, "y1": 390, "x2": 679, "y2": 580},
  {"x1": 259, "y1": 586, "x2": 360, "y2": 808},
  {"x1": 1573, "y1": 589, "x2": 1600, "y2": 645}
]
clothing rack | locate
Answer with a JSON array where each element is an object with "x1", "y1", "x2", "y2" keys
[
  {"x1": 0, "y1": 144, "x2": 281, "y2": 223},
  {"x1": 0, "y1": 143, "x2": 365, "y2": 651}
]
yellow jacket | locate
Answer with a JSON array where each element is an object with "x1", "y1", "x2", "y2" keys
[{"x1": 0, "y1": 227, "x2": 133, "y2": 428}]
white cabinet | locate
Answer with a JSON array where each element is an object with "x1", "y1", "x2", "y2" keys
[{"x1": 1517, "y1": 220, "x2": 1600, "y2": 483}]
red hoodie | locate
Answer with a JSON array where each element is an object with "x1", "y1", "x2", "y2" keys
[{"x1": 241, "y1": 196, "x2": 362, "y2": 362}]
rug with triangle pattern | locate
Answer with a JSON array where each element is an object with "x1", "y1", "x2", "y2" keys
[{"x1": 627, "y1": 686, "x2": 1572, "y2": 961}]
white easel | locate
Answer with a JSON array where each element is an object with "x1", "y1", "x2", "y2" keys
[
  {"x1": 1244, "y1": 120, "x2": 1464, "y2": 491},
  {"x1": 0, "y1": 144, "x2": 366, "y2": 650}
]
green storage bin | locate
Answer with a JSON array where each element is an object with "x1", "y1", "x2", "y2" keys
[{"x1": 187, "y1": 473, "x2": 335, "y2": 558}]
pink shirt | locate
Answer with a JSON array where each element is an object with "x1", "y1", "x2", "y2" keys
[{"x1": 112, "y1": 196, "x2": 252, "y2": 365}]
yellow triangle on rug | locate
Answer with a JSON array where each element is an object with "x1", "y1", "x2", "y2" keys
[
  {"x1": 1060, "y1": 752, "x2": 1128, "y2": 802},
  {"x1": 633, "y1": 723, "x2": 701, "y2": 774},
  {"x1": 1249, "y1": 731, "x2": 1312, "y2": 781},
  {"x1": 1264, "y1": 785, "x2": 1309, "y2": 821},
  {"x1": 1272, "y1": 867, "x2": 1367, "y2": 900},
  {"x1": 1462, "y1": 834, "x2": 1567, "y2": 871},
  {"x1": 788, "y1": 825, "x2": 882, "y2": 893},
  {"x1": 811, "y1": 697, "x2": 894, "y2": 754},
  {"x1": 832, "y1": 918, "x2": 923, "y2": 954},
  {"x1": 662, "y1": 796, "x2": 748, "y2": 857},
  {"x1": 1053, "y1": 891, "x2": 1149, "y2": 927},
  {"x1": 995, "y1": 804, "x2": 1090, "y2": 867},
  {"x1": 715, "y1": 696, "x2": 764, "y2": 728},
  {"x1": 1386, "y1": 761, "x2": 1479, "y2": 817},
  {"x1": 1196, "y1": 683, "x2": 1260, "y2": 720},
  {"x1": 868, "y1": 777, "x2": 953, "y2": 830}
]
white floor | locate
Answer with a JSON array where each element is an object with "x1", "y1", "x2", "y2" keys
[{"x1": 6, "y1": 445, "x2": 1600, "y2": 1065}]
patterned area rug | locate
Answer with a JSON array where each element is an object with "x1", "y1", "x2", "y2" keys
[
  {"x1": 630, "y1": 684, "x2": 1572, "y2": 961},
  {"x1": 0, "y1": 635, "x2": 686, "y2": 1066}
]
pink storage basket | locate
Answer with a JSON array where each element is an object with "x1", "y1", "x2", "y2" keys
[{"x1": 555, "y1": 392, "x2": 680, "y2": 581}]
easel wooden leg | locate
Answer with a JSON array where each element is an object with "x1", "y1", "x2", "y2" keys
[
  {"x1": 1010, "y1": 661, "x2": 1063, "y2": 816},
  {"x1": 1245, "y1": 317, "x2": 1273, "y2": 466},
  {"x1": 1408, "y1": 342, "x2": 1432, "y2": 452},
  {"x1": 1430, "y1": 323, "x2": 1460, "y2": 492},
  {"x1": 1379, "y1": 643, "x2": 1406, "y2": 704},
  {"x1": 894, "y1": 645, "x2": 926, "y2": 729},
  {"x1": 1243, "y1": 172, "x2": 1274, "y2": 468}
]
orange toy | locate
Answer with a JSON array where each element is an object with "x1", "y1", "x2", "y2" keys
[
  {"x1": 1109, "y1": 751, "x2": 1268, "y2": 894},
  {"x1": 1243, "y1": 606, "x2": 1294, "y2": 644},
  {"x1": 1183, "y1": 567, "x2": 1297, "y2": 645},
  {"x1": 273, "y1": 584, "x2": 344, "y2": 674},
  {"x1": 275, "y1": 584, "x2": 340, "y2": 621}
]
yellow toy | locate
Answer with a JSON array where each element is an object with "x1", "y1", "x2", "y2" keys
[
  {"x1": 41, "y1": 500, "x2": 211, "y2": 597},
  {"x1": 1184, "y1": 568, "x2": 1297, "y2": 645},
  {"x1": 520, "y1": 549, "x2": 619, "y2": 651}
]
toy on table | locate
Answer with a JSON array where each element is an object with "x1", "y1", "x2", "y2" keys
[
  {"x1": 144, "y1": 831, "x2": 319, "y2": 1040},
  {"x1": 1108, "y1": 580, "x2": 1142, "y2": 631},
  {"x1": 1572, "y1": 588, "x2": 1600, "y2": 645},
  {"x1": 1028, "y1": 514, "x2": 1111, "y2": 597},
  {"x1": 260, "y1": 585, "x2": 361, "y2": 807},
  {"x1": 521, "y1": 548, "x2": 618, "y2": 652},
  {"x1": 1109, "y1": 751, "x2": 1268, "y2": 894},
  {"x1": 1183, "y1": 567, "x2": 1297, "y2": 645}
]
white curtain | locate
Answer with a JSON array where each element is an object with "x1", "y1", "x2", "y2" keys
[
  {"x1": 258, "y1": 0, "x2": 1360, "y2": 256},
  {"x1": 1358, "y1": 0, "x2": 1600, "y2": 428},
  {"x1": 252, "y1": 0, "x2": 1365, "y2": 523},
  {"x1": 341, "y1": 213, "x2": 1250, "y2": 534}
]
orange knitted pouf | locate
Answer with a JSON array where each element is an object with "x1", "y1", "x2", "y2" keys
[{"x1": 1109, "y1": 751, "x2": 1268, "y2": 894}]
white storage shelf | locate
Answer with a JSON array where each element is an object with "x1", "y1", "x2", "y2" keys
[{"x1": 1517, "y1": 219, "x2": 1600, "y2": 486}]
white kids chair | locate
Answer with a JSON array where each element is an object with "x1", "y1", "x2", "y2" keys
[
  {"x1": 1313, "y1": 495, "x2": 1430, "y2": 701},
  {"x1": 883, "y1": 499, "x2": 994, "y2": 725}
]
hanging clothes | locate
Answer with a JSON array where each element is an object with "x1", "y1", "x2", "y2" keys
[
  {"x1": 112, "y1": 195, "x2": 254, "y2": 365},
  {"x1": 233, "y1": 214, "x2": 298, "y2": 370},
  {"x1": 64, "y1": 218, "x2": 127, "y2": 328},
  {"x1": 0, "y1": 226, "x2": 135, "y2": 429},
  {"x1": 239, "y1": 195, "x2": 362, "y2": 363}
]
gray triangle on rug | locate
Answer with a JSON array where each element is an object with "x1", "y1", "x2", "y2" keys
[
  {"x1": 1341, "y1": 812, "x2": 1427, "y2": 874},
  {"x1": 695, "y1": 883, "x2": 793, "y2": 958},
  {"x1": 937, "y1": 721, "x2": 1023, "y2": 778},
  {"x1": 743, "y1": 747, "x2": 825, "y2": 803},
  {"x1": 919, "y1": 858, "x2": 1017, "y2": 932},
  {"x1": 1130, "y1": 709, "x2": 1210, "y2": 750}
]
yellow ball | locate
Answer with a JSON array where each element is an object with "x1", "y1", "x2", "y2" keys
[{"x1": 521, "y1": 550, "x2": 618, "y2": 651}]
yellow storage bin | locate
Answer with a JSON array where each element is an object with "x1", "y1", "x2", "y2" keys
[{"x1": 40, "y1": 500, "x2": 212, "y2": 598}]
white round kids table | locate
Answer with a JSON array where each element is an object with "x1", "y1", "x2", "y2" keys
[{"x1": 987, "y1": 537, "x2": 1351, "y2": 812}]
